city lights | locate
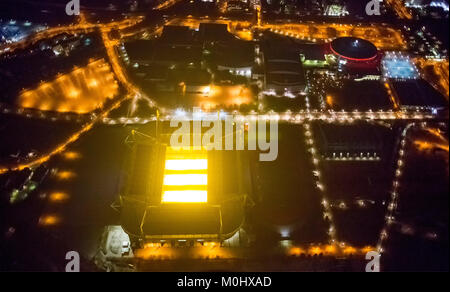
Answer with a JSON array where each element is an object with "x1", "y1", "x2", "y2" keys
[
  {"x1": 18, "y1": 59, "x2": 119, "y2": 114},
  {"x1": 38, "y1": 214, "x2": 61, "y2": 226},
  {"x1": 267, "y1": 22, "x2": 407, "y2": 50},
  {"x1": 0, "y1": 0, "x2": 448, "y2": 273},
  {"x1": 49, "y1": 192, "x2": 70, "y2": 203}
]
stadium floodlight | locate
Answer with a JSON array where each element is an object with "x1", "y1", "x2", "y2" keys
[
  {"x1": 161, "y1": 147, "x2": 208, "y2": 204},
  {"x1": 165, "y1": 159, "x2": 207, "y2": 171},
  {"x1": 162, "y1": 190, "x2": 208, "y2": 203},
  {"x1": 163, "y1": 174, "x2": 207, "y2": 186}
]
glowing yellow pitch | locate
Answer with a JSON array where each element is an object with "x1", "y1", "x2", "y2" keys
[
  {"x1": 162, "y1": 191, "x2": 208, "y2": 203},
  {"x1": 164, "y1": 159, "x2": 208, "y2": 171},
  {"x1": 161, "y1": 147, "x2": 208, "y2": 203},
  {"x1": 163, "y1": 174, "x2": 207, "y2": 186}
]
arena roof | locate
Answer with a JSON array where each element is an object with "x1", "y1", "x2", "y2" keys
[
  {"x1": 330, "y1": 37, "x2": 378, "y2": 61},
  {"x1": 120, "y1": 139, "x2": 246, "y2": 241}
]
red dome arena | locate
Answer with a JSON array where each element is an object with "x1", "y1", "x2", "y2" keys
[
  {"x1": 328, "y1": 37, "x2": 381, "y2": 74},
  {"x1": 330, "y1": 37, "x2": 378, "y2": 61}
]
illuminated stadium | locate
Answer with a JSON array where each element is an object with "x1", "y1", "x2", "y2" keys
[
  {"x1": 119, "y1": 133, "x2": 246, "y2": 247},
  {"x1": 328, "y1": 37, "x2": 381, "y2": 73},
  {"x1": 330, "y1": 37, "x2": 378, "y2": 61}
]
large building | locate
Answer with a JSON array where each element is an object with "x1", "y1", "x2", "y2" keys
[
  {"x1": 119, "y1": 135, "x2": 246, "y2": 247},
  {"x1": 390, "y1": 79, "x2": 448, "y2": 111},
  {"x1": 263, "y1": 48, "x2": 306, "y2": 97},
  {"x1": 327, "y1": 37, "x2": 381, "y2": 75},
  {"x1": 122, "y1": 23, "x2": 255, "y2": 93},
  {"x1": 213, "y1": 40, "x2": 255, "y2": 78},
  {"x1": 314, "y1": 123, "x2": 388, "y2": 162}
]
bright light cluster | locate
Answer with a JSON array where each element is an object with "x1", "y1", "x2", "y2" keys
[
  {"x1": 161, "y1": 147, "x2": 208, "y2": 203},
  {"x1": 382, "y1": 52, "x2": 420, "y2": 80},
  {"x1": 267, "y1": 22, "x2": 407, "y2": 50},
  {"x1": 19, "y1": 59, "x2": 119, "y2": 114}
]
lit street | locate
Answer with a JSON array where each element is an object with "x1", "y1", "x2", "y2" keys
[{"x1": 0, "y1": 0, "x2": 448, "y2": 274}]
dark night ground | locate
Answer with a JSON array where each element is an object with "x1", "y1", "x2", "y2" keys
[
  {"x1": 0, "y1": 121, "x2": 448, "y2": 271},
  {"x1": 0, "y1": 0, "x2": 449, "y2": 272}
]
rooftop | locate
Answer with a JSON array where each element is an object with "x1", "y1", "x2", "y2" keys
[
  {"x1": 330, "y1": 37, "x2": 378, "y2": 61},
  {"x1": 391, "y1": 79, "x2": 448, "y2": 109},
  {"x1": 325, "y1": 80, "x2": 393, "y2": 111}
]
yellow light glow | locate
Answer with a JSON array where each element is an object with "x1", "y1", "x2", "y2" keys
[
  {"x1": 343, "y1": 246, "x2": 357, "y2": 255},
  {"x1": 202, "y1": 86, "x2": 211, "y2": 96},
  {"x1": 289, "y1": 247, "x2": 305, "y2": 256},
  {"x1": 162, "y1": 191, "x2": 208, "y2": 203},
  {"x1": 49, "y1": 192, "x2": 70, "y2": 202},
  {"x1": 309, "y1": 246, "x2": 323, "y2": 255},
  {"x1": 55, "y1": 170, "x2": 76, "y2": 180},
  {"x1": 88, "y1": 80, "x2": 98, "y2": 87},
  {"x1": 165, "y1": 159, "x2": 207, "y2": 170},
  {"x1": 163, "y1": 174, "x2": 207, "y2": 186},
  {"x1": 266, "y1": 22, "x2": 407, "y2": 50},
  {"x1": 161, "y1": 147, "x2": 208, "y2": 204},
  {"x1": 63, "y1": 151, "x2": 81, "y2": 160},
  {"x1": 361, "y1": 246, "x2": 376, "y2": 254},
  {"x1": 39, "y1": 215, "x2": 61, "y2": 226},
  {"x1": 18, "y1": 59, "x2": 118, "y2": 114},
  {"x1": 68, "y1": 90, "x2": 80, "y2": 99},
  {"x1": 325, "y1": 245, "x2": 337, "y2": 254}
]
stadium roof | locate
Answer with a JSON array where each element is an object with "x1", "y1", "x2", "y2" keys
[
  {"x1": 120, "y1": 140, "x2": 245, "y2": 241},
  {"x1": 391, "y1": 79, "x2": 448, "y2": 109},
  {"x1": 159, "y1": 25, "x2": 196, "y2": 45},
  {"x1": 330, "y1": 37, "x2": 378, "y2": 61},
  {"x1": 212, "y1": 40, "x2": 255, "y2": 68},
  {"x1": 326, "y1": 80, "x2": 393, "y2": 111},
  {"x1": 199, "y1": 23, "x2": 234, "y2": 42}
]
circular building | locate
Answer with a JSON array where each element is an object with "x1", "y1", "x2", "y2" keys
[
  {"x1": 330, "y1": 37, "x2": 378, "y2": 61},
  {"x1": 328, "y1": 37, "x2": 380, "y2": 74}
]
